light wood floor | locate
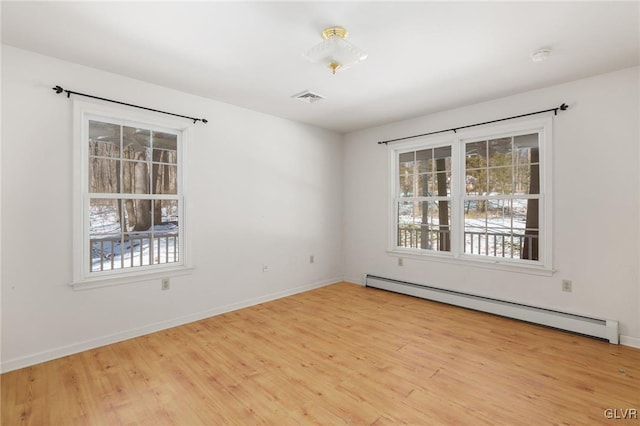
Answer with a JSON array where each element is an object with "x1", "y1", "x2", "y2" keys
[{"x1": 2, "y1": 282, "x2": 639, "y2": 425}]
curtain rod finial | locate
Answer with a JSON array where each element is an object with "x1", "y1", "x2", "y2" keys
[{"x1": 52, "y1": 85, "x2": 64, "y2": 94}]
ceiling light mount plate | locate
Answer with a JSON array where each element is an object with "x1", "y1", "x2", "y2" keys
[{"x1": 322, "y1": 26, "x2": 348, "y2": 39}]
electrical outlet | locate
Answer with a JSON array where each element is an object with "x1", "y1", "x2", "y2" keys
[
  {"x1": 398, "y1": 257, "x2": 403, "y2": 267},
  {"x1": 161, "y1": 278, "x2": 170, "y2": 291},
  {"x1": 263, "y1": 265, "x2": 269, "y2": 272},
  {"x1": 561, "y1": 279, "x2": 572, "y2": 292},
  {"x1": 310, "y1": 255, "x2": 314, "y2": 264}
]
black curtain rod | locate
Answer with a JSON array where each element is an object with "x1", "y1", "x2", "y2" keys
[
  {"x1": 52, "y1": 85, "x2": 208, "y2": 124},
  {"x1": 378, "y1": 103, "x2": 568, "y2": 145}
]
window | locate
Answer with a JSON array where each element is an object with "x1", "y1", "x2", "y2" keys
[
  {"x1": 397, "y1": 146, "x2": 452, "y2": 252},
  {"x1": 73, "y1": 102, "x2": 190, "y2": 286},
  {"x1": 390, "y1": 117, "x2": 552, "y2": 272},
  {"x1": 463, "y1": 134, "x2": 540, "y2": 260}
]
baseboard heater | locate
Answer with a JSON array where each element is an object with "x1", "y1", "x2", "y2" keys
[{"x1": 365, "y1": 275, "x2": 619, "y2": 344}]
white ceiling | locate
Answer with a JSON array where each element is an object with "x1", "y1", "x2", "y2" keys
[{"x1": 2, "y1": 1, "x2": 639, "y2": 133}]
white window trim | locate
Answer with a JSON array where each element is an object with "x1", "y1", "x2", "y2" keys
[
  {"x1": 388, "y1": 115, "x2": 554, "y2": 275},
  {"x1": 71, "y1": 100, "x2": 194, "y2": 290}
]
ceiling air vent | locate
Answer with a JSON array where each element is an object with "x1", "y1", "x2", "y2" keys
[{"x1": 292, "y1": 90, "x2": 325, "y2": 104}]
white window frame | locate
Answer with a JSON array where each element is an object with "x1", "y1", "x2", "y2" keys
[
  {"x1": 72, "y1": 101, "x2": 193, "y2": 290},
  {"x1": 388, "y1": 115, "x2": 554, "y2": 275}
]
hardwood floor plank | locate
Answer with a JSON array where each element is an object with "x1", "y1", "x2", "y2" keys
[{"x1": 2, "y1": 282, "x2": 639, "y2": 425}]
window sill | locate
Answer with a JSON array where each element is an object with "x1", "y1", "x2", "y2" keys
[
  {"x1": 70, "y1": 266, "x2": 195, "y2": 291},
  {"x1": 388, "y1": 250, "x2": 555, "y2": 276}
]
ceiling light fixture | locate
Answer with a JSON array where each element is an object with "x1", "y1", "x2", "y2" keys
[{"x1": 304, "y1": 26, "x2": 368, "y2": 75}]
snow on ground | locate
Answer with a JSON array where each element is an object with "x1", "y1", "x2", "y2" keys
[{"x1": 89, "y1": 204, "x2": 179, "y2": 271}]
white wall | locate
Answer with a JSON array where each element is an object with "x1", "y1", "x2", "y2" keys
[
  {"x1": 2, "y1": 46, "x2": 638, "y2": 373},
  {"x1": 343, "y1": 67, "x2": 640, "y2": 344},
  {"x1": 1, "y1": 46, "x2": 344, "y2": 371}
]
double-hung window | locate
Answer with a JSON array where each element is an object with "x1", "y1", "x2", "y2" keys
[
  {"x1": 73, "y1": 102, "x2": 189, "y2": 287},
  {"x1": 391, "y1": 117, "x2": 552, "y2": 272},
  {"x1": 397, "y1": 145, "x2": 453, "y2": 252}
]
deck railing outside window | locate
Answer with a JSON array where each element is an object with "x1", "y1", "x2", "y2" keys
[
  {"x1": 398, "y1": 227, "x2": 537, "y2": 259},
  {"x1": 90, "y1": 232, "x2": 179, "y2": 272}
]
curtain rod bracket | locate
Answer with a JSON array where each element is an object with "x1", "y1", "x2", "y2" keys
[{"x1": 52, "y1": 84, "x2": 208, "y2": 124}]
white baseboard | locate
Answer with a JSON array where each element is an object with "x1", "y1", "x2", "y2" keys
[
  {"x1": 620, "y1": 335, "x2": 640, "y2": 349},
  {"x1": 1, "y1": 277, "x2": 342, "y2": 373}
]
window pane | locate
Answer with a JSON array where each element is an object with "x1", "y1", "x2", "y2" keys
[
  {"x1": 90, "y1": 233, "x2": 122, "y2": 272},
  {"x1": 488, "y1": 166, "x2": 513, "y2": 194},
  {"x1": 465, "y1": 141, "x2": 487, "y2": 168},
  {"x1": 152, "y1": 164, "x2": 178, "y2": 195},
  {"x1": 123, "y1": 199, "x2": 152, "y2": 231},
  {"x1": 123, "y1": 127, "x2": 151, "y2": 161},
  {"x1": 89, "y1": 198, "x2": 121, "y2": 272},
  {"x1": 515, "y1": 197, "x2": 539, "y2": 261},
  {"x1": 433, "y1": 146, "x2": 452, "y2": 195},
  {"x1": 152, "y1": 131, "x2": 177, "y2": 164},
  {"x1": 465, "y1": 169, "x2": 486, "y2": 195},
  {"x1": 399, "y1": 174, "x2": 414, "y2": 197},
  {"x1": 433, "y1": 169, "x2": 451, "y2": 196},
  {"x1": 399, "y1": 151, "x2": 415, "y2": 196},
  {"x1": 159, "y1": 200, "x2": 179, "y2": 224},
  {"x1": 89, "y1": 121, "x2": 120, "y2": 158},
  {"x1": 514, "y1": 134, "x2": 540, "y2": 195},
  {"x1": 399, "y1": 152, "x2": 414, "y2": 174},
  {"x1": 417, "y1": 173, "x2": 430, "y2": 196},
  {"x1": 515, "y1": 163, "x2": 539, "y2": 195},
  {"x1": 398, "y1": 201, "x2": 416, "y2": 225},
  {"x1": 488, "y1": 137, "x2": 512, "y2": 167},
  {"x1": 415, "y1": 149, "x2": 433, "y2": 173},
  {"x1": 512, "y1": 198, "x2": 538, "y2": 230},
  {"x1": 427, "y1": 200, "x2": 451, "y2": 252},
  {"x1": 434, "y1": 146, "x2": 452, "y2": 161},
  {"x1": 90, "y1": 199, "x2": 121, "y2": 235},
  {"x1": 122, "y1": 160, "x2": 150, "y2": 194},
  {"x1": 397, "y1": 201, "x2": 419, "y2": 248},
  {"x1": 154, "y1": 200, "x2": 179, "y2": 264},
  {"x1": 465, "y1": 207, "x2": 493, "y2": 257},
  {"x1": 514, "y1": 133, "x2": 539, "y2": 164},
  {"x1": 487, "y1": 199, "x2": 514, "y2": 235},
  {"x1": 89, "y1": 158, "x2": 119, "y2": 193}
]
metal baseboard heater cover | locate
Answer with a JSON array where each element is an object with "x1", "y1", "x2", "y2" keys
[{"x1": 365, "y1": 275, "x2": 619, "y2": 344}]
